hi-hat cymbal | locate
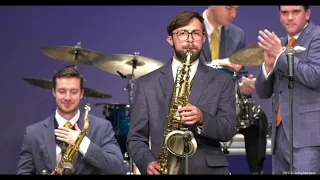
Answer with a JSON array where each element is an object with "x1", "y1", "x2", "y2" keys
[
  {"x1": 92, "y1": 54, "x2": 164, "y2": 79},
  {"x1": 40, "y1": 43, "x2": 104, "y2": 65},
  {"x1": 229, "y1": 44, "x2": 264, "y2": 66},
  {"x1": 23, "y1": 78, "x2": 112, "y2": 99}
]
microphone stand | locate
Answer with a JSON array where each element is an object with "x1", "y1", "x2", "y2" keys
[
  {"x1": 285, "y1": 48, "x2": 295, "y2": 174},
  {"x1": 183, "y1": 130, "x2": 194, "y2": 175}
]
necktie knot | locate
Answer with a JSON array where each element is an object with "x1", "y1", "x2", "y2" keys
[
  {"x1": 64, "y1": 122, "x2": 72, "y2": 129},
  {"x1": 288, "y1": 38, "x2": 296, "y2": 48}
]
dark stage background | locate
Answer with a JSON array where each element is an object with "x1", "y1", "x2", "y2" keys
[{"x1": 1, "y1": 5, "x2": 319, "y2": 174}]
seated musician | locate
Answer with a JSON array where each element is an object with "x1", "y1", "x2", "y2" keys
[{"x1": 16, "y1": 66, "x2": 127, "y2": 175}]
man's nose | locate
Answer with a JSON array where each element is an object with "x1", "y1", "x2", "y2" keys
[
  {"x1": 65, "y1": 92, "x2": 71, "y2": 100},
  {"x1": 288, "y1": 13, "x2": 294, "y2": 20}
]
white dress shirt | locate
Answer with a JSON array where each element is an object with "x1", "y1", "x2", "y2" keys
[
  {"x1": 55, "y1": 109, "x2": 91, "y2": 164},
  {"x1": 262, "y1": 23, "x2": 308, "y2": 79},
  {"x1": 203, "y1": 9, "x2": 222, "y2": 55},
  {"x1": 171, "y1": 56, "x2": 199, "y2": 82}
]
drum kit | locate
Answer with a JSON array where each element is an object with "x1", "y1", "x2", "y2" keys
[
  {"x1": 24, "y1": 41, "x2": 265, "y2": 172},
  {"x1": 205, "y1": 44, "x2": 268, "y2": 154},
  {"x1": 228, "y1": 44, "x2": 264, "y2": 130},
  {"x1": 24, "y1": 42, "x2": 164, "y2": 174}
]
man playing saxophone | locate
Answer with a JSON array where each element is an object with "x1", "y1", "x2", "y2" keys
[
  {"x1": 126, "y1": 11, "x2": 238, "y2": 175},
  {"x1": 16, "y1": 66, "x2": 126, "y2": 175}
]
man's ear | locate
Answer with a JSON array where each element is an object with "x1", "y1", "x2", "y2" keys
[
  {"x1": 52, "y1": 88, "x2": 56, "y2": 97},
  {"x1": 167, "y1": 35, "x2": 173, "y2": 47}
]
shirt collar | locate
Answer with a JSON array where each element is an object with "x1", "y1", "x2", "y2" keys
[
  {"x1": 171, "y1": 56, "x2": 199, "y2": 77},
  {"x1": 55, "y1": 109, "x2": 80, "y2": 127}
]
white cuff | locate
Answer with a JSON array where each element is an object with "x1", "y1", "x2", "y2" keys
[{"x1": 79, "y1": 136, "x2": 91, "y2": 157}]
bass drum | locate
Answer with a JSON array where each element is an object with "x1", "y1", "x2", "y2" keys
[{"x1": 103, "y1": 103, "x2": 130, "y2": 155}]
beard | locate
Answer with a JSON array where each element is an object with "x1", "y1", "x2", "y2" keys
[{"x1": 173, "y1": 44, "x2": 201, "y2": 63}]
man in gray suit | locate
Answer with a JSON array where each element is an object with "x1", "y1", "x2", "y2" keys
[
  {"x1": 126, "y1": 11, "x2": 238, "y2": 175},
  {"x1": 16, "y1": 67, "x2": 126, "y2": 175},
  {"x1": 256, "y1": 5, "x2": 320, "y2": 174},
  {"x1": 200, "y1": 6, "x2": 268, "y2": 174}
]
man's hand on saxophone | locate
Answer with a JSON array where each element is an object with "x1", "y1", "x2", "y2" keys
[
  {"x1": 55, "y1": 123, "x2": 81, "y2": 145},
  {"x1": 178, "y1": 103, "x2": 203, "y2": 125},
  {"x1": 147, "y1": 161, "x2": 160, "y2": 175}
]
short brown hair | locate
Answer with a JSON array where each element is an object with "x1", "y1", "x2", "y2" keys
[
  {"x1": 167, "y1": 11, "x2": 205, "y2": 35},
  {"x1": 278, "y1": 5, "x2": 310, "y2": 11},
  {"x1": 52, "y1": 66, "x2": 84, "y2": 90}
]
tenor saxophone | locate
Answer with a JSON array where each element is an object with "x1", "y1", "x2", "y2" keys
[
  {"x1": 159, "y1": 47, "x2": 198, "y2": 175},
  {"x1": 51, "y1": 104, "x2": 91, "y2": 175}
]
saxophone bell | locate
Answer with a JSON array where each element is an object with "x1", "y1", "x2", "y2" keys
[
  {"x1": 165, "y1": 129, "x2": 197, "y2": 157},
  {"x1": 63, "y1": 162, "x2": 74, "y2": 175}
]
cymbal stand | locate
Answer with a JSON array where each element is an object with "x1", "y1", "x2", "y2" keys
[
  {"x1": 117, "y1": 52, "x2": 138, "y2": 175},
  {"x1": 68, "y1": 42, "x2": 82, "y2": 69}
]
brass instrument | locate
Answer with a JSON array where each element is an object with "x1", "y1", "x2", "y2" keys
[
  {"x1": 51, "y1": 104, "x2": 91, "y2": 175},
  {"x1": 159, "y1": 47, "x2": 198, "y2": 175}
]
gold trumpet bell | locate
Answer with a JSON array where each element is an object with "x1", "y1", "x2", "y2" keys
[{"x1": 165, "y1": 130, "x2": 197, "y2": 157}]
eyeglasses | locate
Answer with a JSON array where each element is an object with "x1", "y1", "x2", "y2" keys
[{"x1": 172, "y1": 30, "x2": 205, "y2": 41}]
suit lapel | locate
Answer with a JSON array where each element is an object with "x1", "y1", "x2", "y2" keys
[
  {"x1": 43, "y1": 112, "x2": 85, "y2": 172},
  {"x1": 219, "y1": 26, "x2": 229, "y2": 59},
  {"x1": 202, "y1": 34, "x2": 211, "y2": 62},
  {"x1": 295, "y1": 22, "x2": 313, "y2": 47},
  {"x1": 43, "y1": 114, "x2": 56, "y2": 171},
  {"x1": 158, "y1": 61, "x2": 174, "y2": 108},
  {"x1": 189, "y1": 63, "x2": 210, "y2": 105}
]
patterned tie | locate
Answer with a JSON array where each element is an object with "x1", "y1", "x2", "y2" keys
[
  {"x1": 276, "y1": 37, "x2": 296, "y2": 126},
  {"x1": 64, "y1": 121, "x2": 72, "y2": 128},
  {"x1": 61, "y1": 122, "x2": 72, "y2": 150},
  {"x1": 211, "y1": 28, "x2": 219, "y2": 60}
]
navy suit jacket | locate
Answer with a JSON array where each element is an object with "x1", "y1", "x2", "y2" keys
[
  {"x1": 126, "y1": 59, "x2": 238, "y2": 174},
  {"x1": 16, "y1": 112, "x2": 126, "y2": 174},
  {"x1": 255, "y1": 22, "x2": 320, "y2": 151}
]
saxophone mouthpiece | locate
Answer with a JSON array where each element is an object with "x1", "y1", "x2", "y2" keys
[{"x1": 187, "y1": 46, "x2": 192, "y2": 53}]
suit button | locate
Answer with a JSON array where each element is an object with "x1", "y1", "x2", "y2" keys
[{"x1": 279, "y1": 90, "x2": 282, "y2": 94}]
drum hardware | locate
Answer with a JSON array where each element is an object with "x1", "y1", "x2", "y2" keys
[
  {"x1": 222, "y1": 141, "x2": 233, "y2": 154},
  {"x1": 236, "y1": 98, "x2": 261, "y2": 129},
  {"x1": 92, "y1": 52, "x2": 163, "y2": 175},
  {"x1": 221, "y1": 134, "x2": 272, "y2": 155},
  {"x1": 229, "y1": 44, "x2": 264, "y2": 66},
  {"x1": 116, "y1": 52, "x2": 139, "y2": 106},
  {"x1": 23, "y1": 78, "x2": 112, "y2": 99},
  {"x1": 40, "y1": 42, "x2": 105, "y2": 66}
]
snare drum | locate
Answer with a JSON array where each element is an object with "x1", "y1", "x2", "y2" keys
[
  {"x1": 103, "y1": 103, "x2": 130, "y2": 154},
  {"x1": 236, "y1": 98, "x2": 260, "y2": 129}
]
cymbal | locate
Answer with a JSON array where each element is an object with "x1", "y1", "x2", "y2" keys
[
  {"x1": 92, "y1": 54, "x2": 164, "y2": 78},
  {"x1": 40, "y1": 43, "x2": 104, "y2": 65},
  {"x1": 229, "y1": 44, "x2": 264, "y2": 66},
  {"x1": 23, "y1": 78, "x2": 112, "y2": 99}
]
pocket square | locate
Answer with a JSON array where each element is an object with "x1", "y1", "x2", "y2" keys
[{"x1": 294, "y1": 46, "x2": 306, "y2": 53}]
